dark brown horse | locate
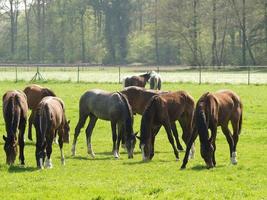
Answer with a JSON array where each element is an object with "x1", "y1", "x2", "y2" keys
[
  {"x1": 34, "y1": 96, "x2": 70, "y2": 169},
  {"x1": 24, "y1": 84, "x2": 56, "y2": 141},
  {"x1": 139, "y1": 91, "x2": 195, "y2": 161},
  {"x1": 181, "y1": 90, "x2": 243, "y2": 169},
  {"x1": 2, "y1": 90, "x2": 28, "y2": 165},
  {"x1": 121, "y1": 86, "x2": 184, "y2": 151},
  {"x1": 71, "y1": 89, "x2": 136, "y2": 159},
  {"x1": 123, "y1": 72, "x2": 151, "y2": 88}
]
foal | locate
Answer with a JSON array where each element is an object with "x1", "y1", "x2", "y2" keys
[
  {"x1": 2, "y1": 90, "x2": 28, "y2": 165},
  {"x1": 34, "y1": 96, "x2": 70, "y2": 168},
  {"x1": 139, "y1": 91, "x2": 195, "y2": 161},
  {"x1": 123, "y1": 72, "x2": 151, "y2": 88},
  {"x1": 149, "y1": 71, "x2": 161, "y2": 90},
  {"x1": 181, "y1": 90, "x2": 243, "y2": 169}
]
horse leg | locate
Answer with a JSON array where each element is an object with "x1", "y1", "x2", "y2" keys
[
  {"x1": 163, "y1": 121, "x2": 179, "y2": 160},
  {"x1": 231, "y1": 118, "x2": 240, "y2": 165},
  {"x1": 181, "y1": 127, "x2": 198, "y2": 169},
  {"x1": 150, "y1": 125, "x2": 161, "y2": 160},
  {"x1": 210, "y1": 125, "x2": 217, "y2": 167},
  {"x1": 171, "y1": 122, "x2": 184, "y2": 151},
  {"x1": 221, "y1": 125, "x2": 236, "y2": 165},
  {"x1": 45, "y1": 137, "x2": 53, "y2": 169},
  {"x1": 72, "y1": 114, "x2": 88, "y2": 156},
  {"x1": 28, "y1": 111, "x2": 34, "y2": 140},
  {"x1": 58, "y1": 130, "x2": 65, "y2": 165},
  {"x1": 111, "y1": 121, "x2": 119, "y2": 158},
  {"x1": 18, "y1": 118, "x2": 26, "y2": 165},
  {"x1": 86, "y1": 115, "x2": 98, "y2": 158}
]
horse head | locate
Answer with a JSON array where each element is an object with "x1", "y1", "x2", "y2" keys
[
  {"x1": 125, "y1": 132, "x2": 138, "y2": 159},
  {"x1": 3, "y1": 135, "x2": 18, "y2": 165},
  {"x1": 200, "y1": 139, "x2": 214, "y2": 169},
  {"x1": 63, "y1": 120, "x2": 70, "y2": 143}
]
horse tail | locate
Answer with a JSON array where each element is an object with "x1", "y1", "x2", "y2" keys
[
  {"x1": 158, "y1": 77, "x2": 161, "y2": 90},
  {"x1": 39, "y1": 104, "x2": 52, "y2": 144},
  {"x1": 238, "y1": 102, "x2": 243, "y2": 135},
  {"x1": 195, "y1": 105, "x2": 209, "y2": 146},
  {"x1": 5, "y1": 95, "x2": 15, "y2": 135},
  {"x1": 13, "y1": 95, "x2": 22, "y2": 135}
]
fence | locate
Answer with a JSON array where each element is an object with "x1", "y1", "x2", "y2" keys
[{"x1": 0, "y1": 64, "x2": 266, "y2": 84}]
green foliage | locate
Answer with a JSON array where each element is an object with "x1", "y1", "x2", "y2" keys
[{"x1": 0, "y1": 82, "x2": 266, "y2": 199}]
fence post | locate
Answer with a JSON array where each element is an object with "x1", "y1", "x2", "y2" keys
[
  {"x1": 119, "y1": 65, "x2": 121, "y2": 84},
  {"x1": 77, "y1": 65, "x2": 80, "y2": 83},
  {"x1": 199, "y1": 65, "x2": 202, "y2": 85},
  {"x1": 247, "y1": 65, "x2": 250, "y2": 85},
  {"x1": 15, "y1": 65, "x2": 18, "y2": 82}
]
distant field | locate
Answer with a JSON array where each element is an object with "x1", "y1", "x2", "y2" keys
[
  {"x1": 1, "y1": 65, "x2": 267, "y2": 84},
  {"x1": 0, "y1": 81, "x2": 266, "y2": 199}
]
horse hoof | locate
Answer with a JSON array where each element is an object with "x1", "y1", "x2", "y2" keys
[{"x1": 61, "y1": 159, "x2": 65, "y2": 166}]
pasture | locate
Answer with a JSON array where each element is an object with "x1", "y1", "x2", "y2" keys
[{"x1": 0, "y1": 81, "x2": 266, "y2": 199}]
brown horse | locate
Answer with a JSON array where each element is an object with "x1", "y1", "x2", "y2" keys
[
  {"x1": 139, "y1": 91, "x2": 195, "y2": 161},
  {"x1": 34, "y1": 96, "x2": 70, "y2": 169},
  {"x1": 181, "y1": 90, "x2": 243, "y2": 169},
  {"x1": 24, "y1": 84, "x2": 56, "y2": 141},
  {"x1": 72, "y1": 89, "x2": 136, "y2": 159},
  {"x1": 121, "y1": 86, "x2": 184, "y2": 151},
  {"x1": 2, "y1": 90, "x2": 28, "y2": 165},
  {"x1": 123, "y1": 72, "x2": 151, "y2": 88}
]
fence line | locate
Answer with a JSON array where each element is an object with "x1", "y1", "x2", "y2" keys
[{"x1": 0, "y1": 64, "x2": 267, "y2": 84}]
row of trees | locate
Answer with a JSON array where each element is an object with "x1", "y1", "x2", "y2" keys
[{"x1": 0, "y1": 0, "x2": 266, "y2": 65}]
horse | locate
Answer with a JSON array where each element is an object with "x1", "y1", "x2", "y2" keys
[
  {"x1": 24, "y1": 84, "x2": 56, "y2": 141},
  {"x1": 181, "y1": 90, "x2": 243, "y2": 169},
  {"x1": 71, "y1": 89, "x2": 137, "y2": 159},
  {"x1": 121, "y1": 86, "x2": 185, "y2": 151},
  {"x1": 149, "y1": 71, "x2": 161, "y2": 90},
  {"x1": 123, "y1": 72, "x2": 151, "y2": 88},
  {"x1": 139, "y1": 91, "x2": 195, "y2": 161},
  {"x1": 34, "y1": 96, "x2": 70, "y2": 169},
  {"x1": 2, "y1": 90, "x2": 28, "y2": 165}
]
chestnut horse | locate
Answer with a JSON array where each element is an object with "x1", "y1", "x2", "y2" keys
[
  {"x1": 139, "y1": 91, "x2": 195, "y2": 161},
  {"x1": 34, "y1": 96, "x2": 70, "y2": 168},
  {"x1": 181, "y1": 90, "x2": 243, "y2": 169},
  {"x1": 24, "y1": 84, "x2": 56, "y2": 140},
  {"x1": 2, "y1": 90, "x2": 28, "y2": 165},
  {"x1": 149, "y1": 71, "x2": 161, "y2": 90},
  {"x1": 71, "y1": 89, "x2": 136, "y2": 159},
  {"x1": 121, "y1": 86, "x2": 184, "y2": 151},
  {"x1": 123, "y1": 72, "x2": 151, "y2": 88}
]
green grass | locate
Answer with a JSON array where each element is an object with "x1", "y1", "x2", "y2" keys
[{"x1": 0, "y1": 81, "x2": 266, "y2": 200}]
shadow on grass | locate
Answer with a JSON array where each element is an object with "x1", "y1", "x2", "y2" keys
[
  {"x1": 122, "y1": 160, "x2": 150, "y2": 165},
  {"x1": 189, "y1": 164, "x2": 225, "y2": 171},
  {"x1": 66, "y1": 155, "x2": 115, "y2": 161},
  {"x1": 8, "y1": 165, "x2": 37, "y2": 173}
]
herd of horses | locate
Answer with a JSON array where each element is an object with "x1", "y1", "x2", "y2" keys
[{"x1": 2, "y1": 71, "x2": 243, "y2": 170}]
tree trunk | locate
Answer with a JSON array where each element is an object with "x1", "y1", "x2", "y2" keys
[
  {"x1": 24, "y1": 0, "x2": 30, "y2": 61},
  {"x1": 155, "y1": 0, "x2": 159, "y2": 64},
  {"x1": 192, "y1": 0, "x2": 198, "y2": 66},
  {"x1": 241, "y1": 0, "x2": 246, "y2": 65},
  {"x1": 9, "y1": 0, "x2": 15, "y2": 54},
  {"x1": 80, "y1": 10, "x2": 86, "y2": 63},
  {"x1": 211, "y1": 0, "x2": 217, "y2": 66},
  {"x1": 265, "y1": 1, "x2": 267, "y2": 50}
]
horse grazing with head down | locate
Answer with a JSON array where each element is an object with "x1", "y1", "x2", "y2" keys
[
  {"x1": 139, "y1": 91, "x2": 195, "y2": 161},
  {"x1": 181, "y1": 90, "x2": 243, "y2": 169},
  {"x1": 121, "y1": 86, "x2": 185, "y2": 151},
  {"x1": 149, "y1": 71, "x2": 161, "y2": 90},
  {"x1": 34, "y1": 96, "x2": 70, "y2": 169},
  {"x1": 71, "y1": 89, "x2": 137, "y2": 159},
  {"x1": 123, "y1": 72, "x2": 151, "y2": 88},
  {"x1": 24, "y1": 84, "x2": 56, "y2": 141},
  {"x1": 2, "y1": 90, "x2": 28, "y2": 165}
]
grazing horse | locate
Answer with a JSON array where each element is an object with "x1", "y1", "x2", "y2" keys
[
  {"x1": 121, "y1": 86, "x2": 185, "y2": 151},
  {"x1": 123, "y1": 72, "x2": 151, "y2": 88},
  {"x1": 34, "y1": 96, "x2": 70, "y2": 169},
  {"x1": 139, "y1": 91, "x2": 195, "y2": 161},
  {"x1": 24, "y1": 84, "x2": 56, "y2": 140},
  {"x1": 149, "y1": 71, "x2": 161, "y2": 90},
  {"x1": 2, "y1": 90, "x2": 28, "y2": 165},
  {"x1": 71, "y1": 89, "x2": 136, "y2": 159},
  {"x1": 181, "y1": 90, "x2": 243, "y2": 169}
]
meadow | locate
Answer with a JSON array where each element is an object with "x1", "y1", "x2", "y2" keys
[{"x1": 0, "y1": 81, "x2": 266, "y2": 200}]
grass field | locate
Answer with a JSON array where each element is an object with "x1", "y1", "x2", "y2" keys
[{"x1": 0, "y1": 81, "x2": 266, "y2": 200}]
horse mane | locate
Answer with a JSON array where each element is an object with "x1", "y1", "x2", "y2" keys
[
  {"x1": 117, "y1": 92, "x2": 133, "y2": 135},
  {"x1": 140, "y1": 95, "x2": 158, "y2": 143}
]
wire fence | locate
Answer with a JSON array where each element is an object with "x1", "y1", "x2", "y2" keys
[{"x1": 0, "y1": 64, "x2": 266, "y2": 84}]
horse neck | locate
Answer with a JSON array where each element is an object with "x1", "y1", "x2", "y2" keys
[{"x1": 140, "y1": 101, "x2": 156, "y2": 144}]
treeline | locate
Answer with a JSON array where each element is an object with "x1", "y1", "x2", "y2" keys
[{"x1": 0, "y1": 0, "x2": 266, "y2": 65}]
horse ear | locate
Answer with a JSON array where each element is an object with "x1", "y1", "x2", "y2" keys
[{"x1": 3, "y1": 135, "x2": 7, "y2": 141}]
